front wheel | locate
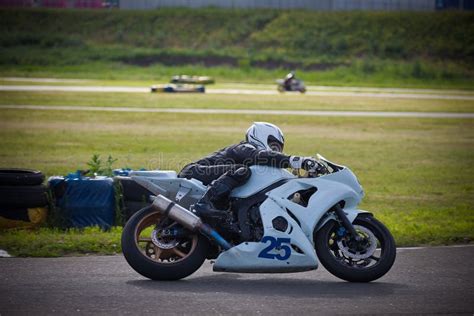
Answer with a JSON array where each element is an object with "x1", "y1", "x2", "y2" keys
[
  {"x1": 315, "y1": 214, "x2": 396, "y2": 282},
  {"x1": 121, "y1": 206, "x2": 210, "y2": 280}
]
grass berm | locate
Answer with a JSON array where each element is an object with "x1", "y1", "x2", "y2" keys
[{"x1": 0, "y1": 8, "x2": 473, "y2": 88}]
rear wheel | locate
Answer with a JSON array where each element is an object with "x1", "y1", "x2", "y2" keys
[
  {"x1": 121, "y1": 206, "x2": 210, "y2": 280},
  {"x1": 315, "y1": 214, "x2": 396, "y2": 282}
]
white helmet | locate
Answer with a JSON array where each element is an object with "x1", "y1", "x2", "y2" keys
[{"x1": 245, "y1": 122, "x2": 285, "y2": 152}]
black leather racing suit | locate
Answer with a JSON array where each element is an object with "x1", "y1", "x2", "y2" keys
[{"x1": 178, "y1": 141, "x2": 291, "y2": 194}]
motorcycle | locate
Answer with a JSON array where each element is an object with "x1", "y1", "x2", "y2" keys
[
  {"x1": 276, "y1": 78, "x2": 306, "y2": 93},
  {"x1": 121, "y1": 155, "x2": 396, "y2": 282}
]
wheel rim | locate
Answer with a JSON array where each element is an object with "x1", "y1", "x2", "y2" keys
[
  {"x1": 134, "y1": 211, "x2": 198, "y2": 264},
  {"x1": 328, "y1": 224, "x2": 383, "y2": 269}
]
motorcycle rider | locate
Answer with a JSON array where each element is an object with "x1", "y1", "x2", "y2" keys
[
  {"x1": 178, "y1": 122, "x2": 324, "y2": 219},
  {"x1": 284, "y1": 71, "x2": 296, "y2": 90}
]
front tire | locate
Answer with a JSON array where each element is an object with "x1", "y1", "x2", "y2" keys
[
  {"x1": 121, "y1": 206, "x2": 210, "y2": 280},
  {"x1": 315, "y1": 214, "x2": 396, "y2": 282}
]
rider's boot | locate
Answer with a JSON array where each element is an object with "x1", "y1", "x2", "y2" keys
[{"x1": 192, "y1": 180, "x2": 232, "y2": 221}]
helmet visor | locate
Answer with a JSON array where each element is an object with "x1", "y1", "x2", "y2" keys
[{"x1": 268, "y1": 135, "x2": 284, "y2": 152}]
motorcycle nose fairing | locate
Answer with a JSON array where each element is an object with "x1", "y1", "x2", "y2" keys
[{"x1": 214, "y1": 164, "x2": 366, "y2": 273}]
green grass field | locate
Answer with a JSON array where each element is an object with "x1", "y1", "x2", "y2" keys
[{"x1": 0, "y1": 88, "x2": 473, "y2": 256}]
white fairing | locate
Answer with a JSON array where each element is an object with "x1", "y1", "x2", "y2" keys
[
  {"x1": 214, "y1": 161, "x2": 367, "y2": 273},
  {"x1": 129, "y1": 170, "x2": 177, "y2": 178},
  {"x1": 120, "y1": 171, "x2": 207, "y2": 210}
]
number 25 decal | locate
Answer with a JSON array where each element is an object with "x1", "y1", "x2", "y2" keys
[{"x1": 258, "y1": 236, "x2": 291, "y2": 260}]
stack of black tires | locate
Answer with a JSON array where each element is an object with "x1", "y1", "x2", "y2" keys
[{"x1": 0, "y1": 169, "x2": 49, "y2": 229}]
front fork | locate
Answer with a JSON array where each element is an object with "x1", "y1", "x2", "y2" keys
[{"x1": 333, "y1": 204, "x2": 362, "y2": 241}]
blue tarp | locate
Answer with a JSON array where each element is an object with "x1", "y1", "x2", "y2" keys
[{"x1": 49, "y1": 176, "x2": 116, "y2": 229}]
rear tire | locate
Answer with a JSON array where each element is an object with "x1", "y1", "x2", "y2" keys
[
  {"x1": 122, "y1": 200, "x2": 149, "y2": 222},
  {"x1": 315, "y1": 214, "x2": 396, "y2": 282},
  {"x1": 121, "y1": 206, "x2": 210, "y2": 280}
]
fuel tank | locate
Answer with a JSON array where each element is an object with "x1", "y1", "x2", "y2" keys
[{"x1": 229, "y1": 166, "x2": 295, "y2": 198}]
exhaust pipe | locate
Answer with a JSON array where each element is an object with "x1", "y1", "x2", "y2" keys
[{"x1": 151, "y1": 195, "x2": 232, "y2": 250}]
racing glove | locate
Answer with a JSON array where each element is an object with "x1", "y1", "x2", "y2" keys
[
  {"x1": 289, "y1": 156, "x2": 316, "y2": 170},
  {"x1": 289, "y1": 156, "x2": 328, "y2": 174}
]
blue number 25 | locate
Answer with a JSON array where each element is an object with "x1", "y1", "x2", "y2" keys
[{"x1": 258, "y1": 236, "x2": 291, "y2": 260}]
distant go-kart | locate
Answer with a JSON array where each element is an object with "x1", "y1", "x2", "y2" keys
[
  {"x1": 150, "y1": 84, "x2": 205, "y2": 93},
  {"x1": 170, "y1": 75, "x2": 215, "y2": 85},
  {"x1": 276, "y1": 78, "x2": 306, "y2": 93}
]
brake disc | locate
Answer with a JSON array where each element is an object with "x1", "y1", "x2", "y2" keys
[
  {"x1": 337, "y1": 225, "x2": 377, "y2": 260},
  {"x1": 151, "y1": 228, "x2": 179, "y2": 249}
]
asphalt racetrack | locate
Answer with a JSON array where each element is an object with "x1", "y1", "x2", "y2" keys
[
  {"x1": 2, "y1": 84, "x2": 474, "y2": 101},
  {"x1": 0, "y1": 245, "x2": 473, "y2": 314}
]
